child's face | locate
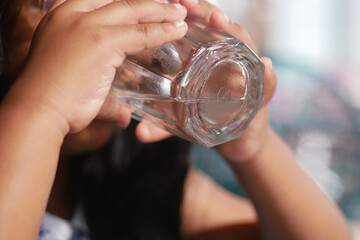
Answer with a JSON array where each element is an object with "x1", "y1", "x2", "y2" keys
[{"x1": 4, "y1": 0, "x2": 118, "y2": 156}]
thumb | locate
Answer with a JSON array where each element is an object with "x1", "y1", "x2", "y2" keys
[
  {"x1": 261, "y1": 57, "x2": 277, "y2": 106},
  {"x1": 96, "y1": 95, "x2": 132, "y2": 128},
  {"x1": 136, "y1": 121, "x2": 173, "y2": 143}
]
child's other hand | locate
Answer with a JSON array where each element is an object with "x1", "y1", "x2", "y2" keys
[
  {"x1": 13, "y1": 0, "x2": 187, "y2": 135},
  {"x1": 174, "y1": 0, "x2": 277, "y2": 162},
  {"x1": 216, "y1": 59, "x2": 277, "y2": 163}
]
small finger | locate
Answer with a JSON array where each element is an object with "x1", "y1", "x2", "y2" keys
[
  {"x1": 177, "y1": 0, "x2": 259, "y2": 54},
  {"x1": 111, "y1": 21, "x2": 188, "y2": 55},
  {"x1": 179, "y1": 0, "x2": 220, "y2": 22},
  {"x1": 261, "y1": 57, "x2": 277, "y2": 105},
  {"x1": 135, "y1": 121, "x2": 173, "y2": 143},
  {"x1": 88, "y1": 0, "x2": 187, "y2": 26},
  {"x1": 96, "y1": 95, "x2": 132, "y2": 128},
  {"x1": 209, "y1": 11, "x2": 259, "y2": 54}
]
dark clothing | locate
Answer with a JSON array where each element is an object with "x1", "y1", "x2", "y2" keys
[{"x1": 78, "y1": 121, "x2": 190, "y2": 240}]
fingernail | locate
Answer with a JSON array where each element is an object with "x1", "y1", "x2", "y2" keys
[
  {"x1": 116, "y1": 121, "x2": 127, "y2": 128},
  {"x1": 190, "y1": 0, "x2": 199, "y2": 3},
  {"x1": 263, "y1": 58, "x2": 272, "y2": 70},
  {"x1": 173, "y1": 3, "x2": 183, "y2": 8},
  {"x1": 174, "y1": 21, "x2": 185, "y2": 27},
  {"x1": 223, "y1": 13, "x2": 230, "y2": 23},
  {"x1": 140, "y1": 125, "x2": 150, "y2": 139},
  {"x1": 268, "y1": 58, "x2": 273, "y2": 70}
]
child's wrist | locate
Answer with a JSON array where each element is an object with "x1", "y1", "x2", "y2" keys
[
  {"x1": 1, "y1": 82, "x2": 70, "y2": 138},
  {"x1": 227, "y1": 127, "x2": 274, "y2": 168},
  {"x1": 247, "y1": 127, "x2": 273, "y2": 161},
  {"x1": 219, "y1": 125, "x2": 273, "y2": 164}
]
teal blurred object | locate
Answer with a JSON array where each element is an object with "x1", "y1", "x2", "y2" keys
[
  {"x1": 191, "y1": 61, "x2": 360, "y2": 220},
  {"x1": 190, "y1": 144, "x2": 245, "y2": 197},
  {"x1": 269, "y1": 61, "x2": 360, "y2": 220}
]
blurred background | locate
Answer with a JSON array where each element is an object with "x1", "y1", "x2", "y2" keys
[{"x1": 190, "y1": 0, "x2": 360, "y2": 238}]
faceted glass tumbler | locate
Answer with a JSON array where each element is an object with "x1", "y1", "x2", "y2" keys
[{"x1": 111, "y1": 15, "x2": 264, "y2": 147}]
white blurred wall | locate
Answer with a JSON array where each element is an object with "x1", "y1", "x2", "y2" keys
[
  {"x1": 211, "y1": 0, "x2": 360, "y2": 72},
  {"x1": 348, "y1": 0, "x2": 360, "y2": 68}
]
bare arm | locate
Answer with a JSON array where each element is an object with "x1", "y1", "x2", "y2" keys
[
  {"x1": 0, "y1": 0, "x2": 187, "y2": 238},
  {"x1": 175, "y1": 1, "x2": 351, "y2": 239},
  {"x1": 0, "y1": 86, "x2": 66, "y2": 240},
  {"x1": 180, "y1": 131, "x2": 351, "y2": 240},
  {"x1": 181, "y1": 169, "x2": 260, "y2": 240},
  {"x1": 226, "y1": 128, "x2": 351, "y2": 240}
]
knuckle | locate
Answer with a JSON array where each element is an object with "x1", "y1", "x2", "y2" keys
[
  {"x1": 71, "y1": 16, "x2": 104, "y2": 45},
  {"x1": 123, "y1": 0, "x2": 141, "y2": 10},
  {"x1": 200, "y1": 1, "x2": 219, "y2": 20},
  {"x1": 112, "y1": 45, "x2": 126, "y2": 62},
  {"x1": 136, "y1": 24, "x2": 152, "y2": 40},
  {"x1": 160, "y1": 23, "x2": 169, "y2": 34},
  {"x1": 89, "y1": 27, "x2": 104, "y2": 45},
  {"x1": 151, "y1": 24, "x2": 170, "y2": 47},
  {"x1": 72, "y1": 15, "x2": 88, "y2": 29},
  {"x1": 152, "y1": 24, "x2": 168, "y2": 46}
]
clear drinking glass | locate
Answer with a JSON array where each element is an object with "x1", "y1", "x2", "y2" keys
[
  {"x1": 111, "y1": 15, "x2": 264, "y2": 147},
  {"x1": 40, "y1": 0, "x2": 264, "y2": 147}
]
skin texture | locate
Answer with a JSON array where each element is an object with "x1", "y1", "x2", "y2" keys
[
  {"x1": 0, "y1": 0, "x2": 352, "y2": 239},
  {"x1": 0, "y1": 0, "x2": 188, "y2": 239}
]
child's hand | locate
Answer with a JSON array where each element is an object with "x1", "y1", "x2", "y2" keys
[
  {"x1": 12, "y1": 0, "x2": 187, "y2": 135},
  {"x1": 175, "y1": 0, "x2": 277, "y2": 162},
  {"x1": 216, "y1": 60, "x2": 277, "y2": 163}
]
